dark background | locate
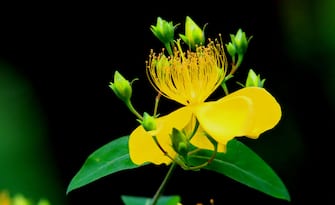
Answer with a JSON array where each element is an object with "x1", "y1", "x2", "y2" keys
[{"x1": 0, "y1": 0, "x2": 334, "y2": 204}]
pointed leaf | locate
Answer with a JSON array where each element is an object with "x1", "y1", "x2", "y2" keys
[
  {"x1": 188, "y1": 139, "x2": 290, "y2": 201},
  {"x1": 121, "y1": 195, "x2": 181, "y2": 205},
  {"x1": 67, "y1": 135, "x2": 146, "y2": 194}
]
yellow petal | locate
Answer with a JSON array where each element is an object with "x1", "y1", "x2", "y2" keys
[
  {"x1": 190, "y1": 126, "x2": 227, "y2": 152},
  {"x1": 224, "y1": 87, "x2": 282, "y2": 138},
  {"x1": 129, "y1": 126, "x2": 169, "y2": 165},
  {"x1": 129, "y1": 107, "x2": 193, "y2": 165},
  {"x1": 192, "y1": 96, "x2": 254, "y2": 145}
]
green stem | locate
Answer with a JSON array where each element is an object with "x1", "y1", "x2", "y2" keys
[
  {"x1": 221, "y1": 74, "x2": 234, "y2": 95},
  {"x1": 229, "y1": 64, "x2": 238, "y2": 76},
  {"x1": 150, "y1": 162, "x2": 177, "y2": 205},
  {"x1": 125, "y1": 100, "x2": 143, "y2": 120},
  {"x1": 235, "y1": 54, "x2": 244, "y2": 70},
  {"x1": 165, "y1": 42, "x2": 173, "y2": 56},
  {"x1": 229, "y1": 54, "x2": 244, "y2": 76}
]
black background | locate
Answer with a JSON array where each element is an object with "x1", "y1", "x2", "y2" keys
[{"x1": 0, "y1": 1, "x2": 334, "y2": 205}]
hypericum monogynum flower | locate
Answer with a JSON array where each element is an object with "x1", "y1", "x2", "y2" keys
[
  {"x1": 129, "y1": 37, "x2": 281, "y2": 166},
  {"x1": 147, "y1": 39, "x2": 226, "y2": 105}
]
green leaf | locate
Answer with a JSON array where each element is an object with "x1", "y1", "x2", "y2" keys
[
  {"x1": 121, "y1": 195, "x2": 181, "y2": 205},
  {"x1": 67, "y1": 135, "x2": 145, "y2": 194},
  {"x1": 188, "y1": 139, "x2": 290, "y2": 201}
]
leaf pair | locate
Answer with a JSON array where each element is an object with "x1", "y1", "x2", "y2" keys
[{"x1": 66, "y1": 135, "x2": 290, "y2": 202}]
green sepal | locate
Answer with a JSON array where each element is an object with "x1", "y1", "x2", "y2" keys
[
  {"x1": 150, "y1": 17, "x2": 176, "y2": 46},
  {"x1": 188, "y1": 139, "x2": 290, "y2": 201},
  {"x1": 121, "y1": 195, "x2": 181, "y2": 205},
  {"x1": 245, "y1": 68, "x2": 266, "y2": 87},
  {"x1": 170, "y1": 128, "x2": 189, "y2": 157},
  {"x1": 66, "y1": 135, "x2": 147, "y2": 194}
]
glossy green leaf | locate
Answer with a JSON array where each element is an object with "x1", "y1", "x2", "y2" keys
[
  {"x1": 67, "y1": 135, "x2": 145, "y2": 194},
  {"x1": 121, "y1": 195, "x2": 181, "y2": 205},
  {"x1": 188, "y1": 139, "x2": 290, "y2": 201}
]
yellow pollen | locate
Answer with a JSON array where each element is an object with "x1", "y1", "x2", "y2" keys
[{"x1": 146, "y1": 39, "x2": 227, "y2": 105}]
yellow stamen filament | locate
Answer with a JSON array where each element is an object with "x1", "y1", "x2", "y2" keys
[{"x1": 146, "y1": 39, "x2": 227, "y2": 105}]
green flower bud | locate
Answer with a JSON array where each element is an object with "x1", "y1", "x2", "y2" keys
[
  {"x1": 109, "y1": 70, "x2": 132, "y2": 102},
  {"x1": 225, "y1": 42, "x2": 237, "y2": 61},
  {"x1": 245, "y1": 69, "x2": 266, "y2": 87},
  {"x1": 140, "y1": 112, "x2": 157, "y2": 131},
  {"x1": 179, "y1": 16, "x2": 205, "y2": 50},
  {"x1": 150, "y1": 17, "x2": 176, "y2": 45},
  {"x1": 170, "y1": 128, "x2": 189, "y2": 157},
  {"x1": 230, "y1": 28, "x2": 251, "y2": 56}
]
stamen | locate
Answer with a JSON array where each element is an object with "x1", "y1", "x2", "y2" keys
[{"x1": 146, "y1": 38, "x2": 227, "y2": 105}]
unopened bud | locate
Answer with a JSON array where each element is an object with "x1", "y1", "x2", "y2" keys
[
  {"x1": 245, "y1": 69, "x2": 265, "y2": 87},
  {"x1": 140, "y1": 112, "x2": 157, "y2": 131},
  {"x1": 150, "y1": 17, "x2": 176, "y2": 45},
  {"x1": 179, "y1": 16, "x2": 205, "y2": 50},
  {"x1": 230, "y1": 28, "x2": 252, "y2": 56},
  {"x1": 225, "y1": 42, "x2": 237, "y2": 61},
  {"x1": 170, "y1": 128, "x2": 189, "y2": 156},
  {"x1": 109, "y1": 70, "x2": 132, "y2": 102}
]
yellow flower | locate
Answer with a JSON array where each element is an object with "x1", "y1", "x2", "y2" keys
[{"x1": 129, "y1": 39, "x2": 281, "y2": 165}]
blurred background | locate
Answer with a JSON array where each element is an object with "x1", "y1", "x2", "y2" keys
[{"x1": 0, "y1": 0, "x2": 334, "y2": 204}]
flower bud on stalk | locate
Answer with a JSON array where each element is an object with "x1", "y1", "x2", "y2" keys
[
  {"x1": 140, "y1": 112, "x2": 157, "y2": 132},
  {"x1": 232, "y1": 28, "x2": 249, "y2": 55},
  {"x1": 179, "y1": 16, "x2": 206, "y2": 51},
  {"x1": 151, "y1": 17, "x2": 175, "y2": 46},
  {"x1": 109, "y1": 70, "x2": 132, "y2": 103},
  {"x1": 226, "y1": 28, "x2": 253, "y2": 74},
  {"x1": 225, "y1": 42, "x2": 237, "y2": 64},
  {"x1": 151, "y1": 17, "x2": 177, "y2": 56}
]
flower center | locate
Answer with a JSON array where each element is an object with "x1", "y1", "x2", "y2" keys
[{"x1": 146, "y1": 39, "x2": 227, "y2": 105}]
